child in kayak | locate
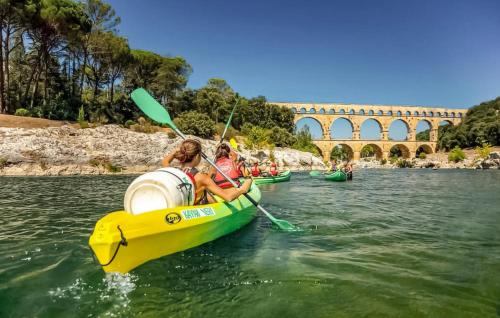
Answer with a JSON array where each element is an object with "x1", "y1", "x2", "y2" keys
[
  {"x1": 251, "y1": 162, "x2": 261, "y2": 177},
  {"x1": 162, "y1": 139, "x2": 252, "y2": 204},
  {"x1": 209, "y1": 143, "x2": 242, "y2": 189},
  {"x1": 269, "y1": 162, "x2": 278, "y2": 176}
]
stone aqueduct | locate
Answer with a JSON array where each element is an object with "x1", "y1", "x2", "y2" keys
[{"x1": 273, "y1": 102, "x2": 468, "y2": 161}]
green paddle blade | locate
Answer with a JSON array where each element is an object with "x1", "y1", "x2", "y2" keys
[
  {"x1": 309, "y1": 171, "x2": 322, "y2": 177},
  {"x1": 272, "y1": 218, "x2": 300, "y2": 231},
  {"x1": 131, "y1": 88, "x2": 176, "y2": 128}
]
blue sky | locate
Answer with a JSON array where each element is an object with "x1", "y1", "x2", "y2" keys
[{"x1": 107, "y1": 0, "x2": 500, "y2": 138}]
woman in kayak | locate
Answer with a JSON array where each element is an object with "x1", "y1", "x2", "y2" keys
[
  {"x1": 162, "y1": 139, "x2": 252, "y2": 204},
  {"x1": 251, "y1": 162, "x2": 261, "y2": 177},
  {"x1": 209, "y1": 143, "x2": 242, "y2": 189}
]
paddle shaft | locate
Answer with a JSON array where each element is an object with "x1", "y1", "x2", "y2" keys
[
  {"x1": 174, "y1": 128, "x2": 276, "y2": 221},
  {"x1": 220, "y1": 99, "x2": 239, "y2": 143}
]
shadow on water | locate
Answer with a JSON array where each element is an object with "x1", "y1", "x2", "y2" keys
[{"x1": 1, "y1": 170, "x2": 500, "y2": 317}]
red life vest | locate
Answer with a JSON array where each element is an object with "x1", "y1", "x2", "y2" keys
[
  {"x1": 214, "y1": 157, "x2": 241, "y2": 189},
  {"x1": 236, "y1": 162, "x2": 245, "y2": 177},
  {"x1": 251, "y1": 165, "x2": 260, "y2": 177},
  {"x1": 270, "y1": 163, "x2": 278, "y2": 176}
]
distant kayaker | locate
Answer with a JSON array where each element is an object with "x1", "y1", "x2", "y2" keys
[
  {"x1": 345, "y1": 161, "x2": 353, "y2": 180},
  {"x1": 209, "y1": 143, "x2": 242, "y2": 189},
  {"x1": 251, "y1": 162, "x2": 261, "y2": 177},
  {"x1": 162, "y1": 139, "x2": 252, "y2": 204},
  {"x1": 269, "y1": 162, "x2": 278, "y2": 176},
  {"x1": 236, "y1": 156, "x2": 249, "y2": 177},
  {"x1": 329, "y1": 159, "x2": 337, "y2": 172}
]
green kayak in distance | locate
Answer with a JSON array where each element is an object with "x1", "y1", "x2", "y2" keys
[
  {"x1": 309, "y1": 170, "x2": 323, "y2": 177},
  {"x1": 324, "y1": 170, "x2": 347, "y2": 182},
  {"x1": 253, "y1": 170, "x2": 292, "y2": 185}
]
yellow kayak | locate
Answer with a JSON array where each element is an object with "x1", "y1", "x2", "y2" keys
[{"x1": 89, "y1": 183, "x2": 261, "y2": 273}]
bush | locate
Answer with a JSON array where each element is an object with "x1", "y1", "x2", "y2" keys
[
  {"x1": 475, "y1": 143, "x2": 491, "y2": 159},
  {"x1": 174, "y1": 111, "x2": 216, "y2": 138},
  {"x1": 130, "y1": 117, "x2": 161, "y2": 134},
  {"x1": 397, "y1": 159, "x2": 414, "y2": 168},
  {"x1": 418, "y1": 152, "x2": 427, "y2": 159},
  {"x1": 105, "y1": 163, "x2": 122, "y2": 173},
  {"x1": 389, "y1": 156, "x2": 398, "y2": 164},
  {"x1": 15, "y1": 108, "x2": 30, "y2": 117},
  {"x1": 244, "y1": 125, "x2": 270, "y2": 149},
  {"x1": 448, "y1": 146, "x2": 466, "y2": 162},
  {"x1": 0, "y1": 157, "x2": 7, "y2": 169},
  {"x1": 124, "y1": 119, "x2": 136, "y2": 128},
  {"x1": 380, "y1": 158, "x2": 387, "y2": 165}
]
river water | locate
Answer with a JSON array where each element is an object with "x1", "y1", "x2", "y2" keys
[{"x1": 0, "y1": 170, "x2": 499, "y2": 317}]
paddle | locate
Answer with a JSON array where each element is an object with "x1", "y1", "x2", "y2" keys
[
  {"x1": 131, "y1": 88, "x2": 297, "y2": 231},
  {"x1": 220, "y1": 99, "x2": 239, "y2": 143}
]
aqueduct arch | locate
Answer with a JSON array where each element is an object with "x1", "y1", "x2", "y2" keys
[{"x1": 274, "y1": 102, "x2": 467, "y2": 161}]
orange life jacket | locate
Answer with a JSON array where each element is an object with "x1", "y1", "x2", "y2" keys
[
  {"x1": 251, "y1": 165, "x2": 260, "y2": 177},
  {"x1": 214, "y1": 157, "x2": 241, "y2": 189}
]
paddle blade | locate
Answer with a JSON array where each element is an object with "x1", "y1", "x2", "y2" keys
[
  {"x1": 131, "y1": 88, "x2": 175, "y2": 128},
  {"x1": 272, "y1": 219, "x2": 300, "y2": 231},
  {"x1": 229, "y1": 138, "x2": 238, "y2": 150}
]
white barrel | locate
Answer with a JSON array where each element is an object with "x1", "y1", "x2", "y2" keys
[{"x1": 124, "y1": 168, "x2": 195, "y2": 215}]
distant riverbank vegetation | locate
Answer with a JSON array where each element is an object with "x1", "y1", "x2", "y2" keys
[
  {"x1": 0, "y1": 0, "x2": 318, "y2": 154},
  {"x1": 417, "y1": 97, "x2": 500, "y2": 150}
]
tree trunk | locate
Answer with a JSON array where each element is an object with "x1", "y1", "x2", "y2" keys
[
  {"x1": 4, "y1": 24, "x2": 11, "y2": 113},
  {"x1": 30, "y1": 70, "x2": 41, "y2": 109},
  {"x1": 79, "y1": 45, "x2": 88, "y2": 98},
  {"x1": 110, "y1": 78, "x2": 115, "y2": 105},
  {"x1": 0, "y1": 25, "x2": 5, "y2": 114}
]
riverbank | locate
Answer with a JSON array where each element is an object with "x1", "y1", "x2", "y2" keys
[
  {"x1": 1, "y1": 122, "x2": 499, "y2": 176},
  {"x1": 0, "y1": 124, "x2": 326, "y2": 176},
  {"x1": 356, "y1": 148, "x2": 500, "y2": 170}
]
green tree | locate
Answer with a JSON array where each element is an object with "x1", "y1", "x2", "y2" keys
[
  {"x1": 292, "y1": 125, "x2": 319, "y2": 156},
  {"x1": 173, "y1": 111, "x2": 216, "y2": 139},
  {"x1": 269, "y1": 127, "x2": 296, "y2": 147},
  {"x1": 361, "y1": 145, "x2": 375, "y2": 158}
]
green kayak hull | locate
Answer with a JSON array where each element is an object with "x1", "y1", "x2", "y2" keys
[
  {"x1": 324, "y1": 170, "x2": 347, "y2": 182},
  {"x1": 253, "y1": 170, "x2": 292, "y2": 185}
]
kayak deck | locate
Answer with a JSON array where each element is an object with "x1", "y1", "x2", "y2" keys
[
  {"x1": 89, "y1": 184, "x2": 261, "y2": 273},
  {"x1": 324, "y1": 170, "x2": 347, "y2": 182},
  {"x1": 253, "y1": 170, "x2": 291, "y2": 185}
]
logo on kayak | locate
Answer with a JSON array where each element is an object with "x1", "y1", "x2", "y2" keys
[
  {"x1": 181, "y1": 207, "x2": 216, "y2": 220},
  {"x1": 165, "y1": 212, "x2": 182, "y2": 225}
]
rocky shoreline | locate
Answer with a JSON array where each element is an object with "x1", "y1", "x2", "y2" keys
[
  {"x1": 0, "y1": 125, "x2": 498, "y2": 176},
  {"x1": 0, "y1": 125, "x2": 325, "y2": 176}
]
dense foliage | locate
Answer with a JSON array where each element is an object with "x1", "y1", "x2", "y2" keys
[
  {"x1": 174, "y1": 111, "x2": 216, "y2": 139},
  {"x1": 0, "y1": 0, "x2": 295, "y2": 136},
  {"x1": 438, "y1": 98, "x2": 500, "y2": 150}
]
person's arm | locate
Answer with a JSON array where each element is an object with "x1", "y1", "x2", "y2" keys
[
  {"x1": 208, "y1": 166, "x2": 216, "y2": 179},
  {"x1": 162, "y1": 152, "x2": 176, "y2": 167},
  {"x1": 199, "y1": 174, "x2": 252, "y2": 202}
]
